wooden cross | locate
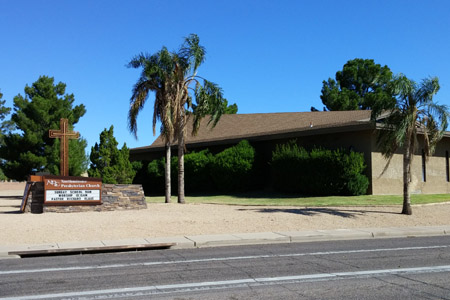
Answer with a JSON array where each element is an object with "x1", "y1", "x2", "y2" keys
[{"x1": 49, "y1": 118, "x2": 80, "y2": 176}]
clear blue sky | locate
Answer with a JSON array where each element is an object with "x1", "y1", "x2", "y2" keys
[{"x1": 1, "y1": 0, "x2": 450, "y2": 151}]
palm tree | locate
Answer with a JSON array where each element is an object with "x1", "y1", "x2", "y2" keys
[
  {"x1": 170, "y1": 34, "x2": 227, "y2": 204},
  {"x1": 373, "y1": 74, "x2": 448, "y2": 215},
  {"x1": 128, "y1": 34, "x2": 227, "y2": 204},
  {"x1": 128, "y1": 47, "x2": 177, "y2": 203}
]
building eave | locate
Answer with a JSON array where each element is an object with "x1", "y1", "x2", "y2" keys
[{"x1": 130, "y1": 121, "x2": 376, "y2": 154}]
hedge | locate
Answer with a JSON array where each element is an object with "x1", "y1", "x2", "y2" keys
[
  {"x1": 210, "y1": 140, "x2": 255, "y2": 192},
  {"x1": 172, "y1": 149, "x2": 214, "y2": 193},
  {"x1": 140, "y1": 140, "x2": 255, "y2": 194},
  {"x1": 271, "y1": 142, "x2": 368, "y2": 196},
  {"x1": 140, "y1": 140, "x2": 368, "y2": 196}
]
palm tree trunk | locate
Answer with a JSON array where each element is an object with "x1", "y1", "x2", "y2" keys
[
  {"x1": 165, "y1": 141, "x2": 171, "y2": 203},
  {"x1": 178, "y1": 119, "x2": 185, "y2": 204},
  {"x1": 402, "y1": 134, "x2": 413, "y2": 215},
  {"x1": 177, "y1": 128, "x2": 185, "y2": 204}
]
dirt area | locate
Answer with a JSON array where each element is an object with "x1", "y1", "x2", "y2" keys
[
  {"x1": 0, "y1": 182, "x2": 27, "y2": 196},
  {"x1": 1, "y1": 183, "x2": 450, "y2": 246}
]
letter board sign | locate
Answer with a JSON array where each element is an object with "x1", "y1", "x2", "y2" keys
[{"x1": 44, "y1": 176, "x2": 102, "y2": 205}]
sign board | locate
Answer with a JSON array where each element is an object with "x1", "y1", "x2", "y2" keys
[{"x1": 43, "y1": 176, "x2": 102, "y2": 205}]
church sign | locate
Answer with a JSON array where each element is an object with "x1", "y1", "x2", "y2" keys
[{"x1": 44, "y1": 176, "x2": 102, "y2": 205}]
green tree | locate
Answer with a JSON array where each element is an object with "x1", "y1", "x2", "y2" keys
[
  {"x1": 88, "y1": 125, "x2": 136, "y2": 184},
  {"x1": 320, "y1": 58, "x2": 395, "y2": 111},
  {"x1": 128, "y1": 34, "x2": 228, "y2": 204},
  {"x1": 0, "y1": 90, "x2": 12, "y2": 140},
  {"x1": 373, "y1": 75, "x2": 449, "y2": 215},
  {"x1": 0, "y1": 90, "x2": 12, "y2": 180},
  {"x1": 0, "y1": 76, "x2": 88, "y2": 180},
  {"x1": 223, "y1": 100, "x2": 238, "y2": 114},
  {"x1": 128, "y1": 45, "x2": 177, "y2": 203}
]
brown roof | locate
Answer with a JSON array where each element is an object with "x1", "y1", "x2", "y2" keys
[{"x1": 131, "y1": 110, "x2": 373, "y2": 152}]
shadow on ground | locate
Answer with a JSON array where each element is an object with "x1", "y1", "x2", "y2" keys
[
  {"x1": 0, "y1": 195, "x2": 22, "y2": 214},
  {"x1": 0, "y1": 210, "x2": 22, "y2": 214},
  {"x1": 238, "y1": 207, "x2": 400, "y2": 218}
]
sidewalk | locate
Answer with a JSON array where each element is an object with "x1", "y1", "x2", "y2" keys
[{"x1": 2, "y1": 225, "x2": 449, "y2": 259}]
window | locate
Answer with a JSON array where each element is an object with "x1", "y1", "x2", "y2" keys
[
  {"x1": 446, "y1": 151, "x2": 449, "y2": 182},
  {"x1": 422, "y1": 149, "x2": 427, "y2": 182}
]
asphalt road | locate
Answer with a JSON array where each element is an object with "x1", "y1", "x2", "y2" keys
[{"x1": 1, "y1": 236, "x2": 450, "y2": 299}]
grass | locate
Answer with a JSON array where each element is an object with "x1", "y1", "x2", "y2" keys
[{"x1": 146, "y1": 191, "x2": 450, "y2": 206}]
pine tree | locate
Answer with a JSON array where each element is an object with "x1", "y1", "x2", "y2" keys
[
  {"x1": 0, "y1": 90, "x2": 11, "y2": 180},
  {"x1": 0, "y1": 90, "x2": 12, "y2": 140},
  {"x1": 88, "y1": 125, "x2": 136, "y2": 184},
  {"x1": 320, "y1": 58, "x2": 395, "y2": 111},
  {"x1": 0, "y1": 76, "x2": 88, "y2": 180}
]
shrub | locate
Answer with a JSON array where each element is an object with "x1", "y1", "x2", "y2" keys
[
  {"x1": 141, "y1": 141, "x2": 257, "y2": 194},
  {"x1": 271, "y1": 142, "x2": 368, "y2": 196},
  {"x1": 211, "y1": 140, "x2": 255, "y2": 192},
  {"x1": 132, "y1": 161, "x2": 153, "y2": 194},
  {"x1": 144, "y1": 150, "x2": 215, "y2": 194},
  {"x1": 271, "y1": 141, "x2": 309, "y2": 193},
  {"x1": 145, "y1": 158, "x2": 166, "y2": 195},
  {"x1": 183, "y1": 150, "x2": 214, "y2": 193},
  {"x1": 341, "y1": 151, "x2": 370, "y2": 196}
]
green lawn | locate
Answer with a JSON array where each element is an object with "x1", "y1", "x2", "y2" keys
[{"x1": 146, "y1": 192, "x2": 450, "y2": 206}]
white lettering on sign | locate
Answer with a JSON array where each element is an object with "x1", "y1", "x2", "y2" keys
[
  {"x1": 45, "y1": 180, "x2": 101, "y2": 189},
  {"x1": 46, "y1": 190, "x2": 101, "y2": 202}
]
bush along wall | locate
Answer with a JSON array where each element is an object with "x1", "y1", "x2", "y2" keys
[
  {"x1": 134, "y1": 156, "x2": 178, "y2": 195},
  {"x1": 170, "y1": 149, "x2": 215, "y2": 193},
  {"x1": 140, "y1": 159, "x2": 165, "y2": 195},
  {"x1": 271, "y1": 141, "x2": 369, "y2": 196},
  {"x1": 142, "y1": 140, "x2": 256, "y2": 195},
  {"x1": 211, "y1": 140, "x2": 255, "y2": 193}
]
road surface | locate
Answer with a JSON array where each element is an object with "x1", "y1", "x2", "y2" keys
[{"x1": 1, "y1": 236, "x2": 450, "y2": 299}]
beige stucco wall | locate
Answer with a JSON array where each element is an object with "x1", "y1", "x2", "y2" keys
[{"x1": 371, "y1": 135, "x2": 450, "y2": 195}]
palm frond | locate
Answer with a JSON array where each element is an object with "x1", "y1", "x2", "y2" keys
[
  {"x1": 423, "y1": 115, "x2": 444, "y2": 156},
  {"x1": 127, "y1": 53, "x2": 150, "y2": 69},
  {"x1": 127, "y1": 47, "x2": 180, "y2": 142},
  {"x1": 128, "y1": 78, "x2": 153, "y2": 137},
  {"x1": 128, "y1": 34, "x2": 226, "y2": 154},
  {"x1": 179, "y1": 34, "x2": 206, "y2": 75},
  {"x1": 390, "y1": 74, "x2": 415, "y2": 98},
  {"x1": 377, "y1": 74, "x2": 448, "y2": 162},
  {"x1": 426, "y1": 102, "x2": 449, "y2": 131},
  {"x1": 416, "y1": 77, "x2": 440, "y2": 104},
  {"x1": 191, "y1": 79, "x2": 225, "y2": 135}
]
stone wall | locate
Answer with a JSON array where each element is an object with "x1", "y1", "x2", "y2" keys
[
  {"x1": 98, "y1": 184, "x2": 148, "y2": 211},
  {"x1": 25, "y1": 183, "x2": 147, "y2": 213}
]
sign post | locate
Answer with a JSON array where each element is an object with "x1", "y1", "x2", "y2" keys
[{"x1": 49, "y1": 118, "x2": 80, "y2": 177}]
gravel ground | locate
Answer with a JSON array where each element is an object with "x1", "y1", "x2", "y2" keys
[{"x1": 1, "y1": 183, "x2": 450, "y2": 246}]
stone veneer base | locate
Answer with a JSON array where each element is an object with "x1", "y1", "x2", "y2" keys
[{"x1": 24, "y1": 183, "x2": 147, "y2": 213}]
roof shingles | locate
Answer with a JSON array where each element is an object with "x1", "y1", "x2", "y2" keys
[{"x1": 133, "y1": 110, "x2": 372, "y2": 151}]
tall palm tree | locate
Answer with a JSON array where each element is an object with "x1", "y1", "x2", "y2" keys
[
  {"x1": 170, "y1": 34, "x2": 226, "y2": 204},
  {"x1": 128, "y1": 47, "x2": 177, "y2": 203},
  {"x1": 373, "y1": 74, "x2": 448, "y2": 215},
  {"x1": 128, "y1": 34, "x2": 227, "y2": 204}
]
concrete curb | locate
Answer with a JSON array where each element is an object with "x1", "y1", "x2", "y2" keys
[{"x1": 1, "y1": 225, "x2": 449, "y2": 259}]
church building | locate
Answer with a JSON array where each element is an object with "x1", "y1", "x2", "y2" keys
[{"x1": 130, "y1": 110, "x2": 450, "y2": 195}]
